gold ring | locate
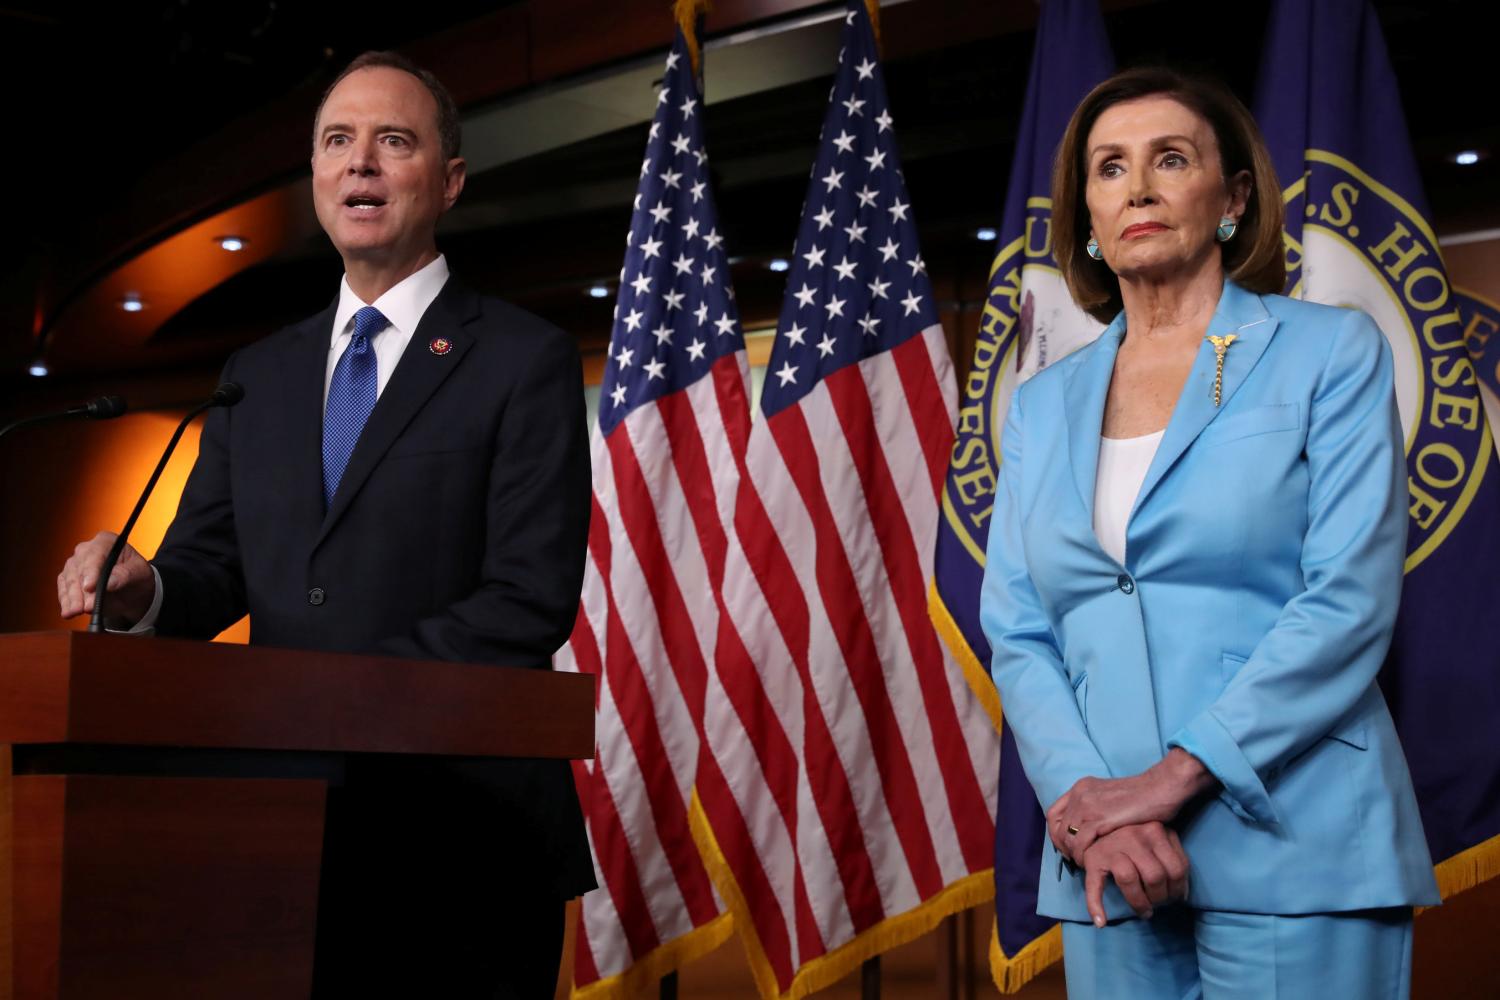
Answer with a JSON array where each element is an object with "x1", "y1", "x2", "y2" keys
[{"x1": 1066, "y1": 825, "x2": 1080, "y2": 836}]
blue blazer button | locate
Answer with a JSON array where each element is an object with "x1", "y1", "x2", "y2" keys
[
  {"x1": 308, "y1": 587, "x2": 326, "y2": 606},
  {"x1": 1117, "y1": 574, "x2": 1135, "y2": 594}
]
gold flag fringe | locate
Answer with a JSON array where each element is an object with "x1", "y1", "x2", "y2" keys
[
  {"x1": 863, "y1": 0, "x2": 882, "y2": 52},
  {"x1": 990, "y1": 920, "x2": 1062, "y2": 994},
  {"x1": 1422, "y1": 833, "x2": 1500, "y2": 914},
  {"x1": 928, "y1": 580, "x2": 1003, "y2": 733},
  {"x1": 570, "y1": 912, "x2": 734, "y2": 1000},
  {"x1": 690, "y1": 789, "x2": 994, "y2": 998}
]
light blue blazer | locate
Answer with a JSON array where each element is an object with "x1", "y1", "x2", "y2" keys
[{"x1": 979, "y1": 280, "x2": 1439, "y2": 923}]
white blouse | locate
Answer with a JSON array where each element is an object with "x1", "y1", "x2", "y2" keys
[{"x1": 1093, "y1": 429, "x2": 1165, "y2": 566}]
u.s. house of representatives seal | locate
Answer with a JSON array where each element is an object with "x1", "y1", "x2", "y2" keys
[
  {"x1": 1284, "y1": 150, "x2": 1491, "y2": 571},
  {"x1": 945, "y1": 197, "x2": 1103, "y2": 566}
]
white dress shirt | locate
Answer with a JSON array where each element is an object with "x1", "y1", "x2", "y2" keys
[
  {"x1": 1092, "y1": 428, "x2": 1165, "y2": 567},
  {"x1": 324, "y1": 254, "x2": 449, "y2": 403},
  {"x1": 123, "y1": 255, "x2": 452, "y2": 634}
]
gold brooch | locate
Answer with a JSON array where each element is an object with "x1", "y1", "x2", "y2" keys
[{"x1": 1206, "y1": 334, "x2": 1237, "y2": 406}]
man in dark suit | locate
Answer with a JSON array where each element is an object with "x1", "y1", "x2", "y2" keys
[{"x1": 57, "y1": 51, "x2": 594, "y2": 998}]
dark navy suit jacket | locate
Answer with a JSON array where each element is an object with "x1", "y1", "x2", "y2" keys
[{"x1": 152, "y1": 277, "x2": 595, "y2": 896}]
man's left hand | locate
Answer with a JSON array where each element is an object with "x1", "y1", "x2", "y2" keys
[{"x1": 1048, "y1": 748, "x2": 1216, "y2": 863}]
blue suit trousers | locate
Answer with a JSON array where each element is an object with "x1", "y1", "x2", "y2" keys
[{"x1": 1060, "y1": 906, "x2": 1413, "y2": 999}]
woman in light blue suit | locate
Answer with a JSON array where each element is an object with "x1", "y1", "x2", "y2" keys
[{"x1": 979, "y1": 67, "x2": 1438, "y2": 998}]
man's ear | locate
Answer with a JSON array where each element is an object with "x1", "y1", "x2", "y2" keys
[{"x1": 443, "y1": 157, "x2": 467, "y2": 211}]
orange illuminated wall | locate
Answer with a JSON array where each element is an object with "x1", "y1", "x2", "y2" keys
[{"x1": 0, "y1": 409, "x2": 247, "y2": 643}]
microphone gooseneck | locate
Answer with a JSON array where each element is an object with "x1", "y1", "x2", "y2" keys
[
  {"x1": 89, "y1": 383, "x2": 244, "y2": 633},
  {"x1": 0, "y1": 394, "x2": 128, "y2": 444}
]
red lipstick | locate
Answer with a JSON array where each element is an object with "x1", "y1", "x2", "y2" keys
[{"x1": 1122, "y1": 222, "x2": 1168, "y2": 240}]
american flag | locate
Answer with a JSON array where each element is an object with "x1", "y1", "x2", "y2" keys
[
  {"x1": 555, "y1": 26, "x2": 747, "y2": 995},
  {"x1": 696, "y1": 4, "x2": 999, "y2": 994}
]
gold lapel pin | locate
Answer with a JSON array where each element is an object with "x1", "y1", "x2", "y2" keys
[{"x1": 1206, "y1": 334, "x2": 1238, "y2": 407}]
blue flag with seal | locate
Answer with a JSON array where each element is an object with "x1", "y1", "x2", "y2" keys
[
  {"x1": 927, "y1": 0, "x2": 1112, "y2": 991},
  {"x1": 1255, "y1": 0, "x2": 1500, "y2": 901},
  {"x1": 1459, "y1": 287, "x2": 1500, "y2": 403}
]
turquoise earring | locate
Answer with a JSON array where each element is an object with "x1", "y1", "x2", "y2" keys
[
  {"x1": 1085, "y1": 237, "x2": 1104, "y2": 260},
  {"x1": 1216, "y1": 216, "x2": 1239, "y2": 242}
]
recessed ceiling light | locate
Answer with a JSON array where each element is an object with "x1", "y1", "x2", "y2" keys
[
  {"x1": 216, "y1": 235, "x2": 247, "y2": 252},
  {"x1": 28, "y1": 360, "x2": 48, "y2": 377},
  {"x1": 768, "y1": 258, "x2": 790, "y2": 272},
  {"x1": 121, "y1": 292, "x2": 144, "y2": 313},
  {"x1": 1453, "y1": 150, "x2": 1483, "y2": 166},
  {"x1": 976, "y1": 227, "x2": 998, "y2": 242},
  {"x1": 588, "y1": 285, "x2": 611, "y2": 299}
]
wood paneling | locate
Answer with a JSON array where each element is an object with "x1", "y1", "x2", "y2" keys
[
  {"x1": 13, "y1": 775, "x2": 326, "y2": 1000},
  {"x1": 0, "y1": 747, "x2": 9, "y2": 1000},
  {"x1": 9, "y1": 775, "x2": 64, "y2": 1000}
]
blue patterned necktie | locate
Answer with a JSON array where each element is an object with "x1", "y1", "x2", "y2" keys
[{"x1": 322, "y1": 305, "x2": 387, "y2": 506}]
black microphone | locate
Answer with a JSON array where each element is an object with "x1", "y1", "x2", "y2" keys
[
  {"x1": 89, "y1": 383, "x2": 244, "y2": 633},
  {"x1": 74, "y1": 395, "x2": 129, "y2": 420},
  {"x1": 211, "y1": 383, "x2": 244, "y2": 407},
  {"x1": 0, "y1": 394, "x2": 127, "y2": 444}
]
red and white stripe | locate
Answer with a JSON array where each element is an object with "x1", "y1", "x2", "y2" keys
[
  {"x1": 556, "y1": 352, "x2": 751, "y2": 994},
  {"x1": 701, "y1": 325, "x2": 1000, "y2": 995}
]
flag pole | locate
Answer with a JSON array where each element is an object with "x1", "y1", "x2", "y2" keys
[
  {"x1": 658, "y1": 10, "x2": 711, "y2": 1000},
  {"x1": 862, "y1": 954, "x2": 881, "y2": 998},
  {"x1": 856, "y1": 0, "x2": 884, "y2": 984}
]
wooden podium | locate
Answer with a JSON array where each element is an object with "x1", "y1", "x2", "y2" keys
[{"x1": 0, "y1": 632, "x2": 594, "y2": 1000}]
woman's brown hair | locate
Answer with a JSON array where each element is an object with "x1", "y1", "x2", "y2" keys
[{"x1": 1052, "y1": 67, "x2": 1286, "y2": 323}]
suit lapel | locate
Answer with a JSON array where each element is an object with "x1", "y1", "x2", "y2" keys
[
  {"x1": 1064, "y1": 315, "x2": 1126, "y2": 526},
  {"x1": 294, "y1": 298, "x2": 339, "y2": 533},
  {"x1": 316, "y1": 279, "x2": 480, "y2": 547},
  {"x1": 1130, "y1": 282, "x2": 1280, "y2": 519}
]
